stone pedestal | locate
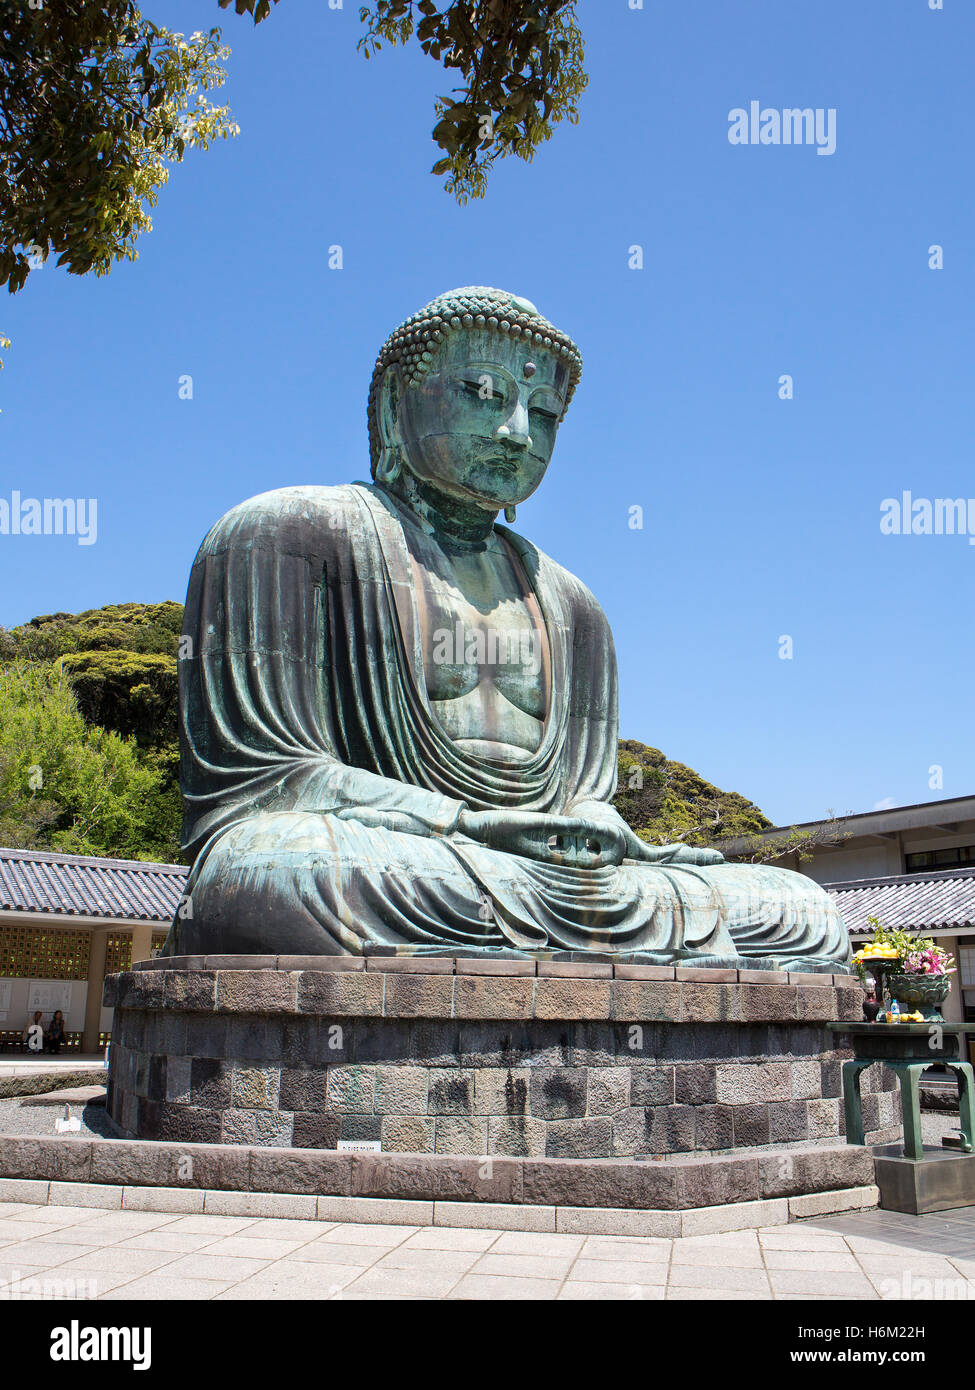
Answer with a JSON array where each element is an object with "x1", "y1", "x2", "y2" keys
[
  {"x1": 103, "y1": 958, "x2": 899, "y2": 1160},
  {"x1": 874, "y1": 1145, "x2": 975, "y2": 1215}
]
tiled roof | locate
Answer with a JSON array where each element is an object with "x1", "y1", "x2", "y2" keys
[
  {"x1": 824, "y1": 868, "x2": 975, "y2": 936},
  {"x1": 0, "y1": 847, "x2": 187, "y2": 922}
]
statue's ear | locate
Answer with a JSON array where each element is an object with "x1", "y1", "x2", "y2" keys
[{"x1": 377, "y1": 365, "x2": 404, "y2": 451}]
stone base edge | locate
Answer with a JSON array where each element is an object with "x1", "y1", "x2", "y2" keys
[{"x1": 0, "y1": 1176, "x2": 879, "y2": 1237}]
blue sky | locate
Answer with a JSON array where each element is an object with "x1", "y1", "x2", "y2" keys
[{"x1": 1, "y1": 0, "x2": 971, "y2": 826}]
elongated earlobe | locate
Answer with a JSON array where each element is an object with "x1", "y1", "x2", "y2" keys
[
  {"x1": 504, "y1": 505, "x2": 517, "y2": 523},
  {"x1": 376, "y1": 445, "x2": 403, "y2": 486}
]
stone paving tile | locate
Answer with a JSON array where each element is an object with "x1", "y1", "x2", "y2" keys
[
  {"x1": 0, "y1": 1203, "x2": 47, "y2": 1219},
  {"x1": 559, "y1": 1281, "x2": 666, "y2": 1300},
  {"x1": 35, "y1": 1225, "x2": 131, "y2": 1248},
  {"x1": 58, "y1": 1247, "x2": 179, "y2": 1277},
  {"x1": 289, "y1": 1240, "x2": 388, "y2": 1267},
  {"x1": 404, "y1": 1228, "x2": 501, "y2": 1252},
  {"x1": 758, "y1": 1229, "x2": 851, "y2": 1252},
  {"x1": 676, "y1": 1230, "x2": 760, "y2": 1250},
  {"x1": 568, "y1": 1258, "x2": 669, "y2": 1286},
  {"x1": 97, "y1": 1275, "x2": 234, "y2": 1300},
  {"x1": 149, "y1": 1252, "x2": 275, "y2": 1282},
  {"x1": 114, "y1": 1230, "x2": 222, "y2": 1254},
  {"x1": 490, "y1": 1231, "x2": 586, "y2": 1257},
  {"x1": 197, "y1": 1235, "x2": 315, "y2": 1260},
  {"x1": 164, "y1": 1216, "x2": 261, "y2": 1236},
  {"x1": 768, "y1": 1268, "x2": 878, "y2": 1297},
  {"x1": 0, "y1": 1239, "x2": 101, "y2": 1266},
  {"x1": 448, "y1": 1274, "x2": 563, "y2": 1300},
  {"x1": 470, "y1": 1252, "x2": 576, "y2": 1280},
  {"x1": 856, "y1": 1252, "x2": 969, "y2": 1277},
  {"x1": 670, "y1": 1244, "x2": 764, "y2": 1268},
  {"x1": 668, "y1": 1264, "x2": 771, "y2": 1293},
  {"x1": 762, "y1": 1248, "x2": 862, "y2": 1273},
  {"x1": 240, "y1": 1218, "x2": 338, "y2": 1241},
  {"x1": 215, "y1": 1260, "x2": 361, "y2": 1299},
  {"x1": 342, "y1": 1267, "x2": 463, "y2": 1299},
  {"x1": 325, "y1": 1223, "x2": 419, "y2": 1245},
  {"x1": 0, "y1": 1221, "x2": 75, "y2": 1243},
  {"x1": 666, "y1": 1287, "x2": 768, "y2": 1301},
  {"x1": 580, "y1": 1236, "x2": 671, "y2": 1262},
  {"x1": 375, "y1": 1247, "x2": 482, "y2": 1275}
]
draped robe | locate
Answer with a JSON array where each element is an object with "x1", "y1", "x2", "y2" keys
[{"x1": 165, "y1": 483, "x2": 850, "y2": 970}]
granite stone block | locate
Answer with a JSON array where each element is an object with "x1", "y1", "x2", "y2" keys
[
  {"x1": 731, "y1": 1104, "x2": 771, "y2": 1147},
  {"x1": 373, "y1": 1064, "x2": 428, "y2": 1115},
  {"x1": 385, "y1": 974, "x2": 454, "y2": 1018},
  {"x1": 629, "y1": 1066, "x2": 675, "y2": 1107},
  {"x1": 297, "y1": 970, "x2": 385, "y2": 1017},
  {"x1": 291, "y1": 1111, "x2": 341, "y2": 1149},
  {"x1": 674, "y1": 1063, "x2": 717, "y2": 1105},
  {"x1": 530, "y1": 1067, "x2": 587, "y2": 1120},
  {"x1": 694, "y1": 1103, "x2": 734, "y2": 1150},
  {"x1": 473, "y1": 1068, "x2": 530, "y2": 1117},
  {"x1": 427, "y1": 1070, "x2": 475, "y2": 1116},
  {"x1": 716, "y1": 1062, "x2": 791, "y2": 1105},
  {"x1": 326, "y1": 1066, "x2": 376, "y2": 1113},
  {"x1": 217, "y1": 969, "x2": 296, "y2": 1014},
  {"x1": 279, "y1": 1067, "x2": 330, "y2": 1113},
  {"x1": 609, "y1": 981, "x2": 681, "y2": 1022},
  {"x1": 487, "y1": 1115, "x2": 546, "y2": 1157},
  {"x1": 545, "y1": 1117, "x2": 613, "y2": 1158},
  {"x1": 164, "y1": 970, "x2": 218, "y2": 1011},
  {"x1": 586, "y1": 1067, "x2": 630, "y2": 1115},
  {"x1": 382, "y1": 1115, "x2": 436, "y2": 1153},
  {"x1": 435, "y1": 1117, "x2": 488, "y2": 1154},
  {"x1": 191, "y1": 1056, "x2": 231, "y2": 1108},
  {"x1": 453, "y1": 975, "x2": 534, "y2": 1019},
  {"x1": 231, "y1": 1064, "x2": 280, "y2": 1110},
  {"x1": 769, "y1": 1099, "x2": 810, "y2": 1144},
  {"x1": 739, "y1": 985, "x2": 798, "y2": 1022},
  {"x1": 680, "y1": 983, "x2": 744, "y2": 1023},
  {"x1": 534, "y1": 978, "x2": 611, "y2": 1020}
]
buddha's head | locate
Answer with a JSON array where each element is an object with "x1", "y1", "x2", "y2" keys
[{"x1": 368, "y1": 287, "x2": 582, "y2": 515}]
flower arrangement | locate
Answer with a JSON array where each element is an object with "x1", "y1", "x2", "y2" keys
[
  {"x1": 852, "y1": 917, "x2": 955, "y2": 979},
  {"x1": 852, "y1": 916, "x2": 955, "y2": 1022}
]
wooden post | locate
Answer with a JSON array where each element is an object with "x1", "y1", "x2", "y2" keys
[{"x1": 82, "y1": 928, "x2": 108, "y2": 1054}]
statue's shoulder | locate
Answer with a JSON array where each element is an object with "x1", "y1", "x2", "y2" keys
[
  {"x1": 197, "y1": 484, "x2": 368, "y2": 556},
  {"x1": 501, "y1": 528, "x2": 609, "y2": 629}
]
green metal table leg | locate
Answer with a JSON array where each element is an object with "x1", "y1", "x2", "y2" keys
[
  {"x1": 841, "y1": 1059, "x2": 871, "y2": 1146},
  {"x1": 891, "y1": 1063, "x2": 927, "y2": 1161},
  {"x1": 947, "y1": 1063, "x2": 975, "y2": 1153}
]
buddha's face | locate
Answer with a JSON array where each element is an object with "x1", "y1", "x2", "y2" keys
[{"x1": 387, "y1": 330, "x2": 571, "y2": 511}]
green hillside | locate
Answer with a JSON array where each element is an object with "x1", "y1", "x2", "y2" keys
[{"x1": 0, "y1": 602, "x2": 772, "y2": 862}]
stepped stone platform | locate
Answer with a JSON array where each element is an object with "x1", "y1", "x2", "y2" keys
[{"x1": 103, "y1": 957, "x2": 900, "y2": 1160}]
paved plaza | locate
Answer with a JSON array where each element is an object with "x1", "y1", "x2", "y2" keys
[{"x1": 0, "y1": 1200, "x2": 970, "y2": 1300}]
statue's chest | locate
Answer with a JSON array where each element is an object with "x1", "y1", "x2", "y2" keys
[{"x1": 407, "y1": 538, "x2": 550, "y2": 739}]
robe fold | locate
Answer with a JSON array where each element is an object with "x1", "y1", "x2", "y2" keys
[{"x1": 166, "y1": 483, "x2": 849, "y2": 969}]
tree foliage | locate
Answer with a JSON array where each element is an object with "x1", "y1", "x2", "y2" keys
[
  {"x1": 0, "y1": 0, "x2": 237, "y2": 363},
  {"x1": 224, "y1": 0, "x2": 587, "y2": 204},
  {"x1": 0, "y1": 661, "x2": 178, "y2": 860},
  {"x1": 613, "y1": 739, "x2": 773, "y2": 849}
]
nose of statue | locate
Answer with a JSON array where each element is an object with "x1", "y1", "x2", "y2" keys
[{"x1": 495, "y1": 398, "x2": 532, "y2": 451}]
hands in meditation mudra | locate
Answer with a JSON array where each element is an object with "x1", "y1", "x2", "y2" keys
[{"x1": 167, "y1": 287, "x2": 849, "y2": 970}]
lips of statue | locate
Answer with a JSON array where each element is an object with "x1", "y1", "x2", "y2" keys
[{"x1": 397, "y1": 331, "x2": 569, "y2": 511}]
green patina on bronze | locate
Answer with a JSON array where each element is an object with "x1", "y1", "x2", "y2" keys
[{"x1": 165, "y1": 287, "x2": 850, "y2": 969}]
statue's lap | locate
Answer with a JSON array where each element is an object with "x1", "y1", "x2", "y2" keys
[{"x1": 180, "y1": 810, "x2": 847, "y2": 968}]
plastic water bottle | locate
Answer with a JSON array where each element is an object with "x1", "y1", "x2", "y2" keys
[{"x1": 890, "y1": 999, "x2": 900, "y2": 1023}]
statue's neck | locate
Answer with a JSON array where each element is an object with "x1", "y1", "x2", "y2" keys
[{"x1": 382, "y1": 470, "x2": 498, "y2": 548}]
